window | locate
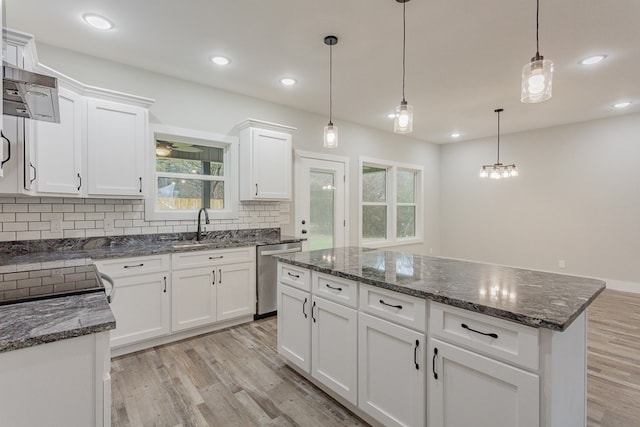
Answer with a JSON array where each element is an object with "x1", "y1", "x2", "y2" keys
[
  {"x1": 359, "y1": 157, "x2": 423, "y2": 247},
  {"x1": 146, "y1": 125, "x2": 238, "y2": 220}
]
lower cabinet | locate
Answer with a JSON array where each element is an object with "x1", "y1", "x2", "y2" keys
[
  {"x1": 171, "y1": 267, "x2": 217, "y2": 331},
  {"x1": 277, "y1": 283, "x2": 311, "y2": 372},
  {"x1": 428, "y1": 338, "x2": 539, "y2": 427},
  {"x1": 358, "y1": 312, "x2": 425, "y2": 427},
  {"x1": 217, "y1": 261, "x2": 256, "y2": 321},
  {"x1": 108, "y1": 273, "x2": 170, "y2": 348},
  {"x1": 311, "y1": 296, "x2": 358, "y2": 404}
]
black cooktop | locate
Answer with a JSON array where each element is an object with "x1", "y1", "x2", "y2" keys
[{"x1": 0, "y1": 264, "x2": 105, "y2": 306}]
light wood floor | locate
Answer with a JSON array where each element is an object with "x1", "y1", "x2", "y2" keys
[{"x1": 111, "y1": 289, "x2": 640, "y2": 427}]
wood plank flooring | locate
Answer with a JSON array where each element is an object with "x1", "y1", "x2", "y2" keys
[{"x1": 111, "y1": 289, "x2": 640, "y2": 427}]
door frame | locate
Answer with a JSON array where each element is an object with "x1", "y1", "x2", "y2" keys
[{"x1": 294, "y1": 150, "x2": 350, "y2": 249}]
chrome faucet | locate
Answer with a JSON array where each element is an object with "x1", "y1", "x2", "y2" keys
[{"x1": 196, "y1": 208, "x2": 210, "y2": 241}]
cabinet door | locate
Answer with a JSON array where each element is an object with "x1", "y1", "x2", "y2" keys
[
  {"x1": 86, "y1": 98, "x2": 145, "y2": 196},
  {"x1": 428, "y1": 338, "x2": 539, "y2": 427},
  {"x1": 252, "y1": 128, "x2": 291, "y2": 199},
  {"x1": 358, "y1": 312, "x2": 425, "y2": 427},
  {"x1": 216, "y1": 261, "x2": 256, "y2": 321},
  {"x1": 311, "y1": 296, "x2": 358, "y2": 405},
  {"x1": 277, "y1": 283, "x2": 311, "y2": 373},
  {"x1": 109, "y1": 273, "x2": 170, "y2": 348},
  {"x1": 32, "y1": 87, "x2": 83, "y2": 195},
  {"x1": 171, "y1": 267, "x2": 216, "y2": 332}
]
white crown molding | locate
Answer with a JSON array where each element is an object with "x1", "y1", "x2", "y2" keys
[{"x1": 235, "y1": 118, "x2": 297, "y2": 133}]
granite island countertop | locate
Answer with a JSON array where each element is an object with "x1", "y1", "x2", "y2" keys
[{"x1": 275, "y1": 247, "x2": 606, "y2": 331}]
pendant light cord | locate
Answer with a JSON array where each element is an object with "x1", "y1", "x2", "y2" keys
[
  {"x1": 402, "y1": 1, "x2": 406, "y2": 102},
  {"x1": 329, "y1": 42, "x2": 333, "y2": 123},
  {"x1": 535, "y1": 0, "x2": 540, "y2": 55},
  {"x1": 496, "y1": 110, "x2": 501, "y2": 164}
]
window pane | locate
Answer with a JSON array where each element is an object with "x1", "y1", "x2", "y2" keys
[
  {"x1": 362, "y1": 166, "x2": 386, "y2": 203},
  {"x1": 310, "y1": 171, "x2": 335, "y2": 250},
  {"x1": 397, "y1": 206, "x2": 416, "y2": 238},
  {"x1": 362, "y1": 206, "x2": 387, "y2": 240},
  {"x1": 157, "y1": 178, "x2": 224, "y2": 210},
  {"x1": 397, "y1": 170, "x2": 416, "y2": 203},
  {"x1": 156, "y1": 141, "x2": 224, "y2": 176}
]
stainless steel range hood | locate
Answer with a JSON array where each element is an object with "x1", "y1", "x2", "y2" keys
[{"x1": 3, "y1": 63, "x2": 60, "y2": 123}]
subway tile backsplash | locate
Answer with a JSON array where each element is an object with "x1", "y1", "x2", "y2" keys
[{"x1": 0, "y1": 197, "x2": 281, "y2": 242}]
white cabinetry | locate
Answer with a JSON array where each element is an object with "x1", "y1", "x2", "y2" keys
[
  {"x1": 277, "y1": 267, "x2": 358, "y2": 406},
  {"x1": 238, "y1": 119, "x2": 294, "y2": 201},
  {"x1": 171, "y1": 247, "x2": 255, "y2": 332},
  {"x1": 86, "y1": 98, "x2": 146, "y2": 197},
  {"x1": 428, "y1": 302, "x2": 540, "y2": 427},
  {"x1": 32, "y1": 87, "x2": 83, "y2": 195},
  {"x1": 94, "y1": 255, "x2": 171, "y2": 349},
  {"x1": 428, "y1": 338, "x2": 539, "y2": 427},
  {"x1": 358, "y1": 288, "x2": 426, "y2": 427},
  {"x1": 0, "y1": 332, "x2": 111, "y2": 427}
]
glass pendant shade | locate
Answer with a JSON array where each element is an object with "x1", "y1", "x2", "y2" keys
[
  {"x1": 394, "y1": 101, "x2": 413, "y2": 134},
  {"x1": 324, "y1": 122, "x2": 338, "y2": 148},
  {"x1": 521, "y1": 57, "x2": 554, "y2": 103}
]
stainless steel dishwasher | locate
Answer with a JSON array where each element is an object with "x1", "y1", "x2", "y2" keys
[{"x1": 256, "y1": 241, "x2": 302, "y2": 318}]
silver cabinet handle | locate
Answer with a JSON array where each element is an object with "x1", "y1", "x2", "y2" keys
[
  {"x1": 261, "y1": 248, "x2": 302, "y2": 256},
  {"x1": 99, "y1": 272, "x2": 115, "y2": 304},
  {"x1": 123, "y1": 263, "x2": 144, "y2": 269},
  {"x1": 219, "y1": 268, "x2": 222, "y2": 284},
  {"x1": 163, "y1": 276, "x2": 167, "y2": 293},
  {"x1": 212, "y1": 270, "x2": 216, "y2": 285},
  {"x1": 209, "y1": 256, "x2": 224, "y2": 260},
  {"x1": 139, "y1": 177, "x2": 142, "y2": 193},
  {"x1": 255, "y1": 183, "x2": 258, "y2": 196},
  {"x1": 77, "y1": 173, "x2": 82, "y2": 191},
  {"x1": 1, "y1": 131, "x2": 11, "y2": 169}
]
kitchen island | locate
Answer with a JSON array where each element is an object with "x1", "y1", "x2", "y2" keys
[{"x1": 275, "y1": 247, "x2": 605, "y2": 427}]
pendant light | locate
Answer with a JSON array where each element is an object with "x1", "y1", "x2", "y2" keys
[
  {"x1": 479, "y1": 109, "x2": 518, "y2": 179},
  {"x1": 323, "y1": 35, "x2": 339, "y2": 148},
  {"x1": 521, "y1": 0, "x2": 554, "y2": 103},
  {"x1": 394, "y1": 0, "x2": 413, "y2": 134}
]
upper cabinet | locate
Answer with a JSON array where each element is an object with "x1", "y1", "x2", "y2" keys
[
  {"x1": 238, "y1": 119, "x2": 295, "y2": 201},
  {"x1": 31, "y1": 87, "x2": 83, "y2": 195},
  {"x1": 0, "y1": 29, "x2": 154, "y2": 198},
  {"x1": 86, "y1": 99, "x2": 146, "y2": 197}
]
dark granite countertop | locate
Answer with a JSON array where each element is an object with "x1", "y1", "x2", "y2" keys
[
  {"x1": 275, "y1": 247, "x2": 606, "y2": 331},
  {"x1": 0, "y1": 229, "x2": 303, "y2": 267},
  {"x1": 0, "y1": 228, "x2": 302, "y2": 353},
  {"x1": 0, "y1": 292, "x2": 115, "y2": 353}
]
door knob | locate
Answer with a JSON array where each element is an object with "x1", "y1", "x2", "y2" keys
[{"x1": 301, "y1": 220, "x2": 306, "y2": 225}]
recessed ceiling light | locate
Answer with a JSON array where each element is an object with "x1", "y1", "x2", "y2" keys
[
  {"x1": 280, "y1": 78, "x2": 297, "y2": 86},
  {"x1": 83, "y1": 13, "x2": 114, "y2": 30},
  {"x1": 579, "y1": 55, "x2": 607, "y2": 65},
  {"x1": 613, "y1": 101, "x2": 632, "y2": 109},
  {"x1": 211, "y1": 56, "x2": 230, "y2": 66},
  {"x1": 451, "y1": 132, "x2": 461, "y2": 138}
]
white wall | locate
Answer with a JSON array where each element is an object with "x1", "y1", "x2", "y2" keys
[
  {"x1": 32, "y1": 43, "x2": 440, "y2": 254},
  {"x1": 440, "y1": 112, "x2": 640, "y2": 292}
]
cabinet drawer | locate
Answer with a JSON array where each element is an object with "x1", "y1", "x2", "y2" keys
[
  {"x1": 359, "y1": 284, "x2": 426, "y2": 333},
  {"x1": 429, "y1": 302, "x2": 539, "y2": 371},
  {"x1": 172, "y1": 246, "x2": 254, "y2": 269},
  {"x1": 278, "y1": 263, "x2": 310, "y2": 291},
  {"x1": 312, "y1": 272, "x2": 357, "y2": 308},
  {"x1": 93, "y1": 254, "x2": 169, "y2": 277}
]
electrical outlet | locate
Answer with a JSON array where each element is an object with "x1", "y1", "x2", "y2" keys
[
  {"x1": 558, "y1": 259, "x2": 566, "y2": 269},
  {"x1": 104, "y1": 218, "x2": 114, "y2": 232},
  {"x1": 50, "y1": 218, "x2": 62, "y2": 233}
]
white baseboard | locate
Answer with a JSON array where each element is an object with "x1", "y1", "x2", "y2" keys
[{"x1": 437, "y1": 256, "x2": 640, "y2": 295}]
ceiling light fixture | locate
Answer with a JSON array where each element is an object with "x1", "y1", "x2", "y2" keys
[
  {"x1": 394, "y1": 0, "x2": 413, "y2": 134},
  {"x1": 521, "y1": 0, "x2": 553, "y2": 103},
  {"x1": 155, "y1": 142, "x2": 172, "y2": 157},
  {"x1": 480, "y1": 109, "x2": 518, "y2": 179},
  {"x1": 82, "y1": 13, "x2": 114, "y2": 30},
  {"x1": 211, "y1": 56, "x2": 230, "y2": 66},
  {"x1": 323, "y1": 35, "x2": 339, "y2": 148},
  {"x1": 613, "y1": 101, "x2": 632, "y2": 109},
  {"x1": 451, "y1": 132, "x2": 461, "y2": 138},
  {"x1": 579, "y1": 55, "x2": 607, "y2": 65},
  {"x1": 280, "y1": 78, "x2": 297, "y2": 86}
]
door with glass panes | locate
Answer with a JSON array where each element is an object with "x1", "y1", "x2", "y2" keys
[{"x1": 294, "y1": 154, "x2": 347, "y2": 250}]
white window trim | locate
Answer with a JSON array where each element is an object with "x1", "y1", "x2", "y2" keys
[
  {"x1": 358, "y1": 156, "x2": 424, "y2": 248},
  {"x1": 145, "y1": 124, "x2": 239, "y2": 221}
]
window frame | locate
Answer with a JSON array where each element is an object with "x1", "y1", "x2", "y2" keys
[
  {"x1": 359, "y1": 157, "x2": 424, "y2": 248},
  {"x1": 146, "y1": 124, "x2": 239, "y2": 221}
]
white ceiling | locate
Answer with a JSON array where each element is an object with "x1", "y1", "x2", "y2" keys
[{"x1": 6, "y1": 0, "x2": 640, "y2": 143}]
